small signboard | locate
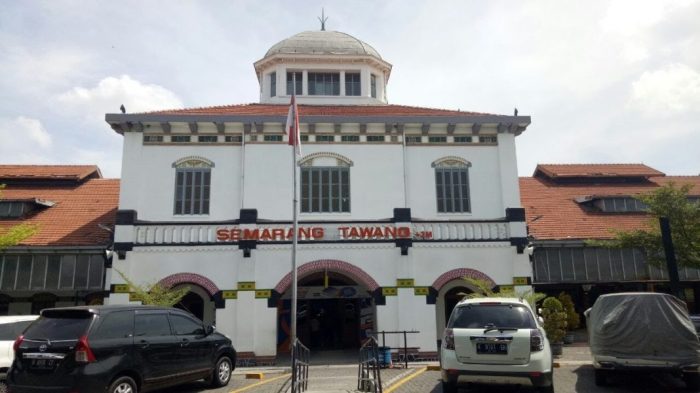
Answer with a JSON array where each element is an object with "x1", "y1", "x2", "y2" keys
[
  {"x1": 113, "y1": 284, "x2": 130, "y2": 293},
  {"x1": 512, "y1": 277, "x2": 530, "y2": 285},
  {"x1": 128, "y1": 293, "x2": 142, "y2": 302},
  {"x1": 414, "y1": 287, "x2": 429, "y2": 296},
  {"x1": 382, "y1": 287, "x2": 398, "y2": 296},
  {"x1": 255, "y1": 290, "x2": 271, "y2": 299},
  {"x1": 222, "y1": 290, "x2": 238, "y2": 299},
  {"x1": 396, "y1": 278, "x2": 414, "y2": 288},
  {"x1": 238, "y1": 282, "x2": 256, "y2": 291},
  {"x1": 499, "y1": 285, "x2": 515, "y2": 292}
]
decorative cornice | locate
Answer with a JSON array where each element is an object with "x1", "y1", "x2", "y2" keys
[
  {"x1": 431, "y1": 156, "x2": 472, "y2": 168},
  {"x1": 172, "y1": 156, "x2": 215, "y2": 168},
  {"x1": 299, "y1": 152, "x2": 354, "y2": 167}
]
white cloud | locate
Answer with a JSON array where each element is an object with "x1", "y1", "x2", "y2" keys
[
  {"x1": 56, "y1": 75, "x2": 184, "y2": 124},
  {"x1": 628, "y1": 63, "x2": 700, "y2": 116},
  {"x1": 0, "y1": 116, "x2": 53, "y2": 163}
]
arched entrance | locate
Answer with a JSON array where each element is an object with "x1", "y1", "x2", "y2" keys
[
  {"x1": 275, "y1": 260, "x2": 378, "y2": 353},
  {"x1": 173, "y1": 285, "x2": 216, "y2": 326}
]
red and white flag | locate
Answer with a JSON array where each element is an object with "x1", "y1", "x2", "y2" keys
[{"x1": 285, "y1": 95, "x2": 301, "y2": 157}]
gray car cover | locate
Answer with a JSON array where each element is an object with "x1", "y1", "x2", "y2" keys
[{"x1": 585, "y1": 292, "x2": 700, "y2": 363}]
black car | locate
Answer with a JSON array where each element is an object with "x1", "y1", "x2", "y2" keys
[{"x1": 7, "y1": 305, "x2": 236, "y2": 393}]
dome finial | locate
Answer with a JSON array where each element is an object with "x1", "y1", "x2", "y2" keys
[{"x1": 318, "y1": 8, "x2": 328, "y2": 31}]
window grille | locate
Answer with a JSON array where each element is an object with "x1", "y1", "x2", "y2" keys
[
  {"x1": 0, "y1": 254, "x2": 104, "y2": 291},
  {"x1": 143, "y1": 135, "x2": 163, "y2": 143},
  {"x1": 345, "y1": 73, "x2": 361, "y2": 96},
  {"x1": 171, "y1": 135, "x2": 191, "y2": 143},
  {"x1": 301, "y1": 167, "x2": 350, "y2": 213},
  {"x1": 454, "y1": 136, "x2": 472, "y2": 143},
  {"x1": 286, "y1": 72, "x2": 302, "y2": 95},
  {"x1": 370, "y1": 74, "x2": 377, "y2": 98},
  {"x1": 270, "y1": 72, "x2": 276, "y2": 97},
  {"x1": 174, "y1": 161, "x2": 211, "y2": 215},
  {"x1": 308, "y1": 73, "x2": 340, "y2": 95},
  {"x1": 264, "y1": 135, "x2": 283, "y2": 142},
  {"x1": 429, "y1": 136, "x2": 447, "y2": 143},
  {"x1": 341, "y1": 135, "x2": 360, "y2": 142},
  {"x1": 198, "y1": 135, "x2": 218, "y2": 143},
  {"x1": 435, "y1": 166, "x2": 471, "y2": 213},
  {"x1": 366, "y1": 135, "x2": 385, "y2": 142},
  {"x1": 315, "y1": 135, "x2": 334, "y2": 142},
  {"x1": 479, "y1": 136, "x2": 497, "y2": 143}
]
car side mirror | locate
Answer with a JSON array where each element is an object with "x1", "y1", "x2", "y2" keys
[{"x1": 205, "y1": 325, "x2": 215, "y2": 335}]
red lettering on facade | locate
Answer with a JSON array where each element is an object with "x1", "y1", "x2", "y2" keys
[
  {"x1": 230, "y1": 229, "x2": 241, "y2": 241},
  {"x1": 311, "y1": 227, "x2": 324, "y2": 238},
  {"x1": 384, "y1": 226, "x2": 396, "y2": 238},
  {"x1": 349, "y1": 227, "x2": 360, "y2": 238},
  {"x1": 338, "y1": 227, "x2": 349, "y2": 238},
  {"x1": 272, "y1": 228, "x2": 285, "y2": 240},
  {"x1": 242, "y1": 229, "x2": 260, "y2": 240},
  {"x1": 216, "y1": 229, "x2": 230, "y2": 241},
  {"x1": 397, "y1": 227, "x2": 411, "y2": 238}
]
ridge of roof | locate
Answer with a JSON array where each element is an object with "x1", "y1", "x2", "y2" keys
[
  {"x1": 534, "y1": 163, "x2": 665, "y2": 178},
  {"x1": 0, "y1": 165, "x2": 101, "y2": 181}
]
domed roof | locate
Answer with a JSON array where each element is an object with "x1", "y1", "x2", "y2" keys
[{"x1": 264, "y1": 30, "x2": 382, "y2": 59}]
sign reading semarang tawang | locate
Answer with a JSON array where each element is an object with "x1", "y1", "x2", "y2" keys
[{"x1": 216, "y1": 225, "x2": 432, "y2": 242}]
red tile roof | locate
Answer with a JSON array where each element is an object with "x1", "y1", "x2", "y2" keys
[
  {"x1": 146, "y1": 103, "x2": 494, "y2": 117},
  {"x1": 0, "y1": 165, "x2": 101, "y2": 182},
  {"x1": 520, "y1": 175, "x2": 700, "y2": 241},
  {"x1": 534, "y1": 164, "x2": 664, "y2": 179},
  {"x1": 0, "y1": 169, "x2": 119, "y2": 247}
]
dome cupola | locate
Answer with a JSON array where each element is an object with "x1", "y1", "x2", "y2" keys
[{"x1": 254, "y1": 29, "x2": 392, "y2": 105}]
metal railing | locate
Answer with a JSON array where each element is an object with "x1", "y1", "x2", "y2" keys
[
  {"x1": 370, "y1": 330, "x2": 420, "y2": 369},
  {"x1": 291, "y1": 338, "x2": 310, "y2": 393},
  {"x1": 357, "y1": 336, "x2": 383, "y2": 393}
]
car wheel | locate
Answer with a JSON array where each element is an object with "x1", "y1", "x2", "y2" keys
[
  {"x1": 683, "y1": 372, "x2": 700, "y2": 391},
  {"x1": 209, "y1": 356, "x2": 233, "y2": 387},
  {"x1": 108, "y1": 376, "x2": 137, "y2": 393},
  {"x1": 441, "y1": 380, "x2": 458, "y2": 393},
  {"x1": 594, "y1": 369, "x2": 608, "y2": 386}
]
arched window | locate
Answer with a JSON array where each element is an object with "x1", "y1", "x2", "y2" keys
[
  {"x1": 172, "y1": 157, "x2": 214, "y2": 215},
  {"x1": 432, "y1": 157, "x2": 472, "y2": 213},
  {"x1": 299, "y1": 153, "x2": 353, "y2": 213}
]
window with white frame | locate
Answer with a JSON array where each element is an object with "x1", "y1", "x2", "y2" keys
[
  {"x1": 287, "y1": 72, "x2": 302, "y2": 95},
  {"x1": 299, "y1": 153, "x2": 353, "y2": 213},
  {"x1": 308, "y1": 73, "x2": 340, "y2": 95},
  {"x1": 345, "y1": 73, "x2": 361, "y2": 96},
  {"x1": 434, "y1": 158, "x2": 471, "y2": 213},
  {"x1": 370, "y1": 74, "x2": 377, "y2": 98},
  {"x1": 173, "y1": 158, "x2": 213, "y2": 215},
  {"x1": 270, "y1": 72, "x2": 277, "y2": 97}
]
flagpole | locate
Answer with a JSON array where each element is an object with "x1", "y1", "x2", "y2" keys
[{"x1": 291, "y1": 141, "x2": 299, "y2": 350}]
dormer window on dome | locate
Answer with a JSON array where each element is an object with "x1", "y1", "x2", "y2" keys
[{"x1": 255, "y1": 30, "x2": 392, "y2": 105}]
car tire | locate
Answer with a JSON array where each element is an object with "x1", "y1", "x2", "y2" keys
[
  {"x1": 209, "y1": 356, "x2": 233, "y2": 387},
  {"x1": 594, "y1": 369, "x2": 608, "y2": 386},
  {"x1": 108, "y1": 376, "x2": 137, "y2": 393},
  {"x1": 441, "y1": 380, "x2": 458, "y2": 393},
  {"x1": 683, "y1": 372, "x2": 700, "y2": 391}
]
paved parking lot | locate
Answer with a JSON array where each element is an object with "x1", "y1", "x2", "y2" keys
[{"x1": 157, "y1": 346, "x2": 695, "y2": 393}]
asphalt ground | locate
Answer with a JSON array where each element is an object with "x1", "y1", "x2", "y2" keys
[{"x1": 156, "y1": 346, "x2": 697, "y2": 392}]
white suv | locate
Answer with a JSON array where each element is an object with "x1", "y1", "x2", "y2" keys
[
  {"x1": 0, "y1": 315, "x2": 39, "y2": 387},
  {"x1": 440, "y1": 297, "x2": 554, "y2": 393}
]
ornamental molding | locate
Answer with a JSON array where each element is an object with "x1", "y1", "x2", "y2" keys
[
  {"x1": 172, "y1": 156, "x2": 215, "y2": 168},
  {"x1": 431, "y1": 156, "x2": 471, "y2": 168},
  {"x1": 299, "y1": 152, "x2": 354, "y2": 167}
]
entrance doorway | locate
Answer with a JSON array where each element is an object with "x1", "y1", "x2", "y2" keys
[
  {"x1": 277, "y1": 271, "x2": 375, "y2": 352},
  {"x1": 444, "y1": 286, "x2": 470, "y2": 322}
]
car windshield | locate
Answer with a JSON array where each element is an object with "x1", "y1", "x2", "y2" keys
[
  {"x1": 448, "y1": 304, "x2": 536, "y2": 329},
  {"x1": 24, "y1": 310, "x2": 93, "y2": 341}
]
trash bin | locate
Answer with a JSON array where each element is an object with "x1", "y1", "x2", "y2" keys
[{"x1": 378, "y1": 346, "x2": 392, "y2": 367}]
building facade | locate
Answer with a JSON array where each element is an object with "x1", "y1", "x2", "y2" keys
[
  {"x1": 105, "y1": 30, "x2": 532, "y2": 360},
  {"x1": 0, "y1": 165, "x2": 118, "y2": 314},
  {"x1": 521, "y1": 164, "x2": 700, "y2": 313}
]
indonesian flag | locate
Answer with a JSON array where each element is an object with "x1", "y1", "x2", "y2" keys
[{"x1": 285, "y1": 95, "x2": 301, "y2": 157}]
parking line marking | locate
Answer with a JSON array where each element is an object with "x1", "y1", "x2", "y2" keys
[
  {"x1": 229, "y1": 373, "x2": 289, "y2": 393},
  {"x1": 384, "y1": 367, "x2": 428, "y2": 393}
]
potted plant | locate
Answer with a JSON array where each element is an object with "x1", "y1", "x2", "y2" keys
[
  {"x1": 541, "y1": 296, "x2": 567, "y2": 356},
  {"x1": 558, "y1": 292, "x2": 580, "y2": 344}
]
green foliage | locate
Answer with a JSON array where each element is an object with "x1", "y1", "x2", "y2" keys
[
  {"x1": 0, "y1": 185, "x2": 38, "y2": 251},
  {"x1": 115, "y1": 269, "x2": 190, "y2": 307},
  {"x1": 588, "y1": 183, "x2": 700, "y2": 268},
  {"x1": 463, "y1": 277, "x2": 546, "y2": 309},
  {"x1": 541, "y1": 297, "x2": 567, "y2": 343},
  {"x1": 558, "y1": 292, "x2": 580, "y2": 331}
]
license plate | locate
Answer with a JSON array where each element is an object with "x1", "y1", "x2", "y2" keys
[
  {"x1": 476, "y1": 342, "x2": 508, "y2": 354},
  {"x1": 30, "y1": 359, "x2": 57, "y2": 370}
]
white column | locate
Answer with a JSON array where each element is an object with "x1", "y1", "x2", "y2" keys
[
  {"x1": 361, "y1": 68, "x2": 371, "y2": 98},
  {"x1": 340, "y1": 71, "x2": 346, "y2": 96},
  {"x1": 497, "y1": 133, "x2": 520, "y2": 208},
  {"x1": 302, "y1": 70, "x2": 309, "y2": 96}
]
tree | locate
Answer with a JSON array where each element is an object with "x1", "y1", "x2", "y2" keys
[
  {"x1": 590, "y1": 183, "x2": 700, "y2": 269},
  {"x1": 115, "y1": 269, "x2": 190, "y2": 307},
  {"x1": 558, "y1": 292, "x2": 580, "y2": 331},
  {"x1": 541, "y1": 297, "x2": 567, "y2": 343},
  {"x1": 463, "y1": 277, "x2": 546, "y2": 309},
  {"x1": 0, "y1": 185, "x2": 38, "y2": 251}
]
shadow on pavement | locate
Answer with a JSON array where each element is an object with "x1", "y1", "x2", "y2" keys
[{"x1": 572, "y1": 365, "x2": 687, "y2": 392}]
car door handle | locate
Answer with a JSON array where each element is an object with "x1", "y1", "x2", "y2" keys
[
  {"x1": 181, "y1": 338, "x2": 190, "y2": 347},
  {"x1": 139, "y1": 340, "x2": 149, "y2": 349}
]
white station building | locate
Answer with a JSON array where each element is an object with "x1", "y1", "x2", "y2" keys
[{"x1": 105, "y1": 28, "x2": 533, "y2": 361}]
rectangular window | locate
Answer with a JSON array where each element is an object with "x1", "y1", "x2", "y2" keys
[
  {"x1": 270, "y1": 72, "x2": 276, "y2": 97},
  {"x1": 341, "y1": 135, "x2": 360, "y2": 142},
  {"x1": 286, "y1": 72, "x2": 302, "y2": 95},
  {"x1": 479, "y1": 136, "x2": 497, "y2": 143},
  {"x1": 315, "y1": 135, "x2": 334, "y2": 142},
  {"x1": 263, "y1": 135, "x2": 283, "y2": 142},
  {"x1": 170, "y1": 135, "x2": 191, "y2": 143},
  {"x1": 405, "y1": 136, "x2": 422, "y2": 143},
  {"x1": 45, "y1": 255, "x2": 61, "y2": 289},
  {"x1": 301, "y1": 167, "x2": 350, "y2": 213},
  {"x1": 370, "y1": 74, "x2": 377, "y2": 98},
  {"x1": 74, "y1": 255, "x2": 90, "y2": 289},
  {"x1": 143, "y1": 135, "x2": 163, "y2": 143},
  {"x1": 366, "y1": 135, "x2": 385, "y2": 142},
  {"x1": 300, "y1": 135, "x2": 309, "y2": 142},
  {"x1": 0, "y1": 202, "x2": 28, "y2": 218},
  {"x1": 59, "y1": 255, "x2": 76, "y2": 289},
  {"x1": 436, "y1": 167, "x2": 471, "y2": 213},
  {"x1": 174, "y1": 168, "x2": 211, "y2": 215},
  {"x1": 1, "y1": 255, "x2": 18, "y2": 290},
  {"x1": 345, "y1": 73, "x2": 361, "y2": 96},
  {"x1": 454, "y1": 136, "x2": 472, "y2": 143},
  {"x1": 198, "y1": 135, "x2": 218, "y2": 143},
  {"x1": 88, "y1": 256, "x2": 104, "y2": 289},
  {"x1": 428, "y1": 136, "x2": 447, "y2": 143},
  {"x1": 31, "y1": 255, "x2": 47, "y2": 289},
  {"x1": 15, "y1": 255, "x2": 32, "y2": 290},
  {"x1": 225, "y1": 135, "x2": 242, "y2": 143},
  {"x1": 308, "y1": 73, "x2": 340, "y2": 96}
]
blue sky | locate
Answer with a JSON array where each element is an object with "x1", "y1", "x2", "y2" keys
[{"x1": 1, "y1": 0, "x2": 699, "y2": 178}]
